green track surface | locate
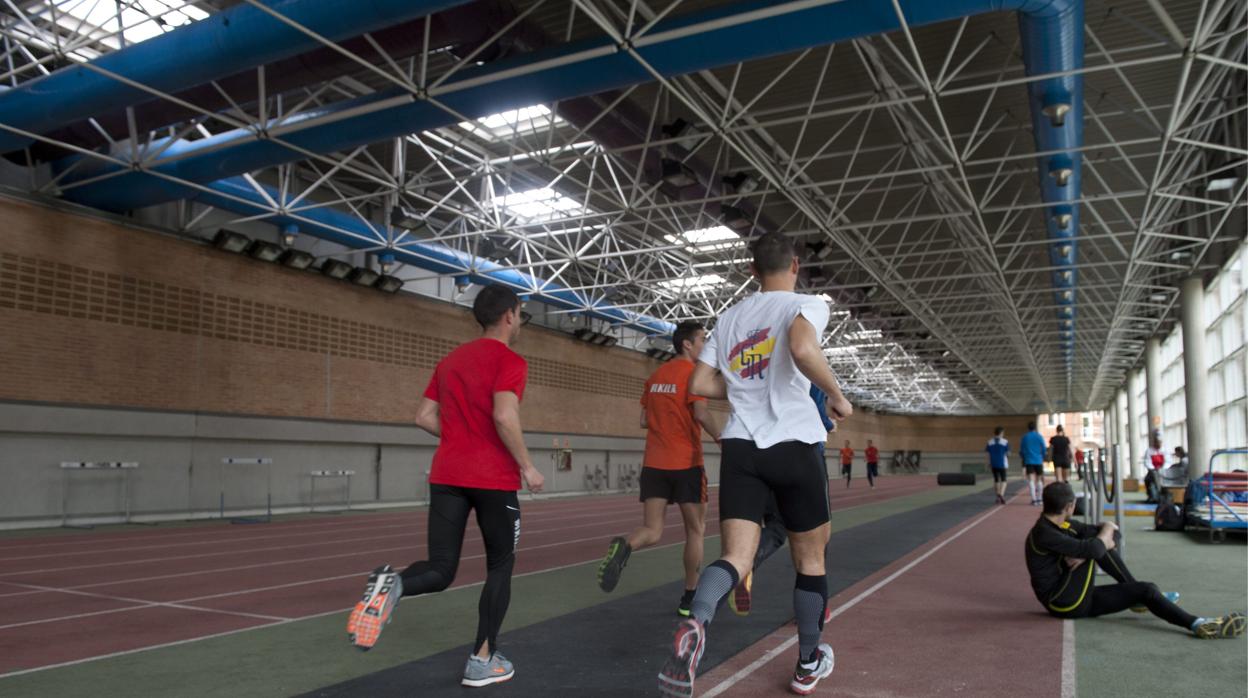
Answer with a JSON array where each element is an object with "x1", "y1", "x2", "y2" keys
[
  {"x1": 0, "y1": 481, "x2": 987, "y2": 697},
  {"x1": 1075, "y1": 492, "x2": 1247, "y2": 697}
]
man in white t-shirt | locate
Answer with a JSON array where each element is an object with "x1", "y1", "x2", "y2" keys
[{"x1": 656, "y1": 233, "x2": 853, "y2": 698}]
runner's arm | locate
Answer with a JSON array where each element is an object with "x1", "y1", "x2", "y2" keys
[
  {"x1": 789, "y1": 315, "x2": 852, "y2": 419},
  {"x1": 414, "y1": 397, "x2": 440, "y2": 437},
  {"x1": 493, "y1": 391, "x2": 545, "y2": 493},
  {"x1": 689, "y1": 360, "x2": 727, "y2": 399},
  {"x1": 692, "y1": 400, "x2": 721, "y2": 441}
]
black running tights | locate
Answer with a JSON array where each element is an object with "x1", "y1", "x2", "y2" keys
[{"x1": 400, "y1": 484, "x2": 520, "y2": 655}]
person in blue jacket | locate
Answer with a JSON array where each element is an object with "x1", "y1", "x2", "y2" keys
[{"x1": 1020, "y1": 421, "x2": 1048, "y2": 506}]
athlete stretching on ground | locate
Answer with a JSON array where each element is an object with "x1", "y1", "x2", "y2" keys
[
  {"x1": 597, "y1": 321, "x2": 720, "y2": 616},
  {"x1": 1026, "y1": 482, "x2": 1244, "y2": 639},
  {"x1": 656, "y1": 232, "x2": 852, "y2": 697},
  {"x1": 346, "y1": 284, "x2": 545, "y2": 688}
]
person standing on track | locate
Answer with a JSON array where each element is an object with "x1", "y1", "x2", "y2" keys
[
  {"x1": 1025, "y1": 482, "x2": 1244, "y2": 640},
  {"x1": 1049, "y1": 425, "x2": 1073, "y2": 484},
  {"x1": 345, "y1": 284, "x2": 545, "y2": 688},
  {"x1": 1020, "y1": 421, "x2": 1047, "y2": 506},
  {"x1": 1074, "y1": 447, "x2": 1085, "y2": 481},
  {"x1": 838, "y1": 441, "x2": 854, "y2": 489},
  {"x1": 597, "y1": 321, "x2": 721, "y2": 617},
  {"x1": 656, "y1": 232, "x2": 852, "y2": 697},
  {"x1": 865, "y1": 440, "x2": 880, "y2": 489},
  {"x1": 986, "y1": 426, "x2": 1010, "y2": 505}
]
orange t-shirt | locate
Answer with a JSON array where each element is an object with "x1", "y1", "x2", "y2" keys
[
  {"x1": 840, "y1": 448, "x2": 854, "y2": 465},
  {"x1": 865, "y1": 446, "x2": 879, "y2": 463},
  {"x1": 641, "y1": 359, "x2": 706, "y2": 470}
]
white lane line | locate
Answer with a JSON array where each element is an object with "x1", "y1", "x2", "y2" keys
[
  {"x1": 1061, "y1": 619, "x2": 1076, "y2": 698},
  {"x1": 0, "y1": 582, "x2": 288, "y2": 628},
  {"x1": 0, "y1": 536, "x2": 716, "y2": 681},
  {"x1": 701, "y1": 499, "x2": 1008, "y2": 698}
]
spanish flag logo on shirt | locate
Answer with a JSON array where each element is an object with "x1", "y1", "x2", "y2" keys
[{"x1": 728, "y1": 328, "x2": 775, "y2": 380}]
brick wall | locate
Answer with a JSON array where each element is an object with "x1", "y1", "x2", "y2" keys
[{"x1": 0, "y1": 196, "x2": 1031, "y2": 450}]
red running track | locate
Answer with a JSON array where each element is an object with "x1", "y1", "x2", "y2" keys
[
  {"x1": 0, "y1": 476, "x2": 939, "y2": 676},
  {"x1": 698, "y1": 490, "x2": 1062, "y2": 698}
]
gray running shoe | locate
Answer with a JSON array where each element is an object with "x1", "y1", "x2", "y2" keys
[{"x1": 462, "y1": 652, "x2": 515, "y2": 687}]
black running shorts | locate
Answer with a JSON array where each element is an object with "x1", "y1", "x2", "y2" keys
[
  {"x1": 1024, "y1": 464, "x2": 1044, "y2": 476},
  {"x1": 719, "y1": 439, "x2": 830, "y2": 533},
  {"x1": 991, "y1": 467, "x2": 1008, "y2": 483},
  {"x1": 639, "y1": 466, "x2": 707, "y2": 504}
]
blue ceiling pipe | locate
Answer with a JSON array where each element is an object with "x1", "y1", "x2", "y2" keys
[
  {"x1": 56, "y1": 0, "x2": 1084, "y2": 358},
  {"x1": 0, "y1": 0, "x2": 475, "y2": 154},
  {"x1": 199, "y1": 177, "x2": 676, "y2": 337}
]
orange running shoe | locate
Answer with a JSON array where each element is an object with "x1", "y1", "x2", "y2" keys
[
  {"x1": 347, "y1": 565, "x2": 402, "y2": 651},
  {"x1": 728, "y1": 571, "x2": 752, "y2": 616}
]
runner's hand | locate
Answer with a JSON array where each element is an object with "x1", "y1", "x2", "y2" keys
[
  {"x1": 523, "y1": 466, "x2": 545, "y2": 494},
  {"x1": 1063, "y1": 557, "x2": 1086, "y2": 570}
]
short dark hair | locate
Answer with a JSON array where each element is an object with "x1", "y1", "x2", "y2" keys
[
  {"x1": 1055, "y1": 425, "x2": 1064, "y2": 434},
  {"x1": 472, "y1": 284, "x2": 520, "y2": 330},
  {"x1": 750, "y1": 232, "x2": 797, "y2": 275},
  {"x1": 672, "y1": 321, "x2": 704, "y2": 355},
  {"x1": 1042, "y1": 482, "x2": 1075, "y2": 515},
  {"x1": 994, "y1": 426, "x2": 1004, "y2": 436},
  {"x1": 1027, "y1": 421, "x2": 1037, "y2": 431}
]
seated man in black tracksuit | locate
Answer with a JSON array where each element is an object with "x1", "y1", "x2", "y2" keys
[{"x1": 1025, "y1": 482, "x2": 1244, "y2": 639}]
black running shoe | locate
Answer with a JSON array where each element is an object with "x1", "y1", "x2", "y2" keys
[
  {"x1": 597, "y1": 536, "x2": 631, "y2": 592},
  {"x1": 677, "y1": 589, "x2": 695, "y2": 617}
]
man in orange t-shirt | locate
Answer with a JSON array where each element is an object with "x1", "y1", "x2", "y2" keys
[
  {"x1": 598, "y1": 321, "x2": 721, "y2": 617},
  {"x1": 840, "y1": 440, "x2": 854, "y2": 489}
]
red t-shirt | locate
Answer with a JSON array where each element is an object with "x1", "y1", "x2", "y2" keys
[
  {"x1": 640, "y1": 359, "x2": 706, "y2": 470},
  {"x1": 840, "y1": 448, "x2": 854, "y2": 465},
  {"x1": 865, "y1": 446, "x2": 879, "y2": 463},
  {"x1": 424, "y1": 338, "x2": 527, "y2": 491},
  {"x1": 1075, "y1": 449, "x2": 1085, "y2": 464}
]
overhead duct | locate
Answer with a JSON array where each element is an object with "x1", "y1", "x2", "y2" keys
[
  {"x1": 19, "y1": 0, "x2": 519, "y2": 161},
  {"x1": 0, "y1": 0, "x2": 476, "y2": 154},
  {"x1": 53, "y1": 0, "x2": 1085, "y2": 363},
  {"x1": 197, "y1": 177, "x2": 675, "y2": 337}
]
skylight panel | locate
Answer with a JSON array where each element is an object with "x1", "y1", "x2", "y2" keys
[
  {"x1": 495, "y1": 187, "x2": 585, "y2": 223},
  {"x1": 664, "y1": 226, "x2": 743, "y2": 253},
  {"x1": 459, "y1": 105, "x2": 566, "y2": 141},
  {"x1": 46, "y1": 0, "x2": 208, "y2": 51},
  {"x1": 656, "y1": 273, "x2": 726, "y2": 293}
]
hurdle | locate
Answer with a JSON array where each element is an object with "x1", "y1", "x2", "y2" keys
[
  {"x1": 220, "y1": 457, "x2": 273, "y2": 524},
  {"x1": 60, "y1": 462, "x2": 139, "y2": 529},
  {"x1": 309, "y1": 469, "x2": 355, "y2": 514}
]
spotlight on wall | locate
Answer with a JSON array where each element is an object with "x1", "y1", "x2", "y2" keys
[
  {"x1": 320, "y1": 259, "x2": 353, "y2": 280},
  {"x1": 390, "y1": 208, "x2": 430, "y2": 234},
  {"x1": 379, "y1": 253, "x2": 397, "y2": 274},
  {"x1": 278, "y1": 249, "x2": 315, "y2": 270},
  {"x1": 212, "y1": 229, "x2": 251, "y2": 253},
  {"x1": 281, "y1": 224, "x2": 299, "y2": 247},
  {"x1": 1049, "y1": 167, "x2": 1073, "y2": 187},
  {"x1": 1052, "y1": 213, "x2": 1072, "y2": 230},
  {"x1": 571, "y1": 327, "x2": 617, "y2": 348},
  {"x1": 660, "y1": 118, "x2": 702, "y2": 150},
  {"x1": 723, "y1": 172, "x2": 759, "y2": 195},
  {"x1": 374, "y1": 275, "x2": 404, "y2": 294},
  {"x1": 1042, "y1": 102, "x2": 1071, "y2": 128},
  {"x1": 348, "y1": 267, "x2": 380, "y2": 287},
  {"x1": 646, "y1": 347, "x2": 675, "y2": 361},
  {"x1": 246, "y1": 240, "x2": 283, "y2": 263},
  {"x1": 661, "y1": 158, "x2": 697, "y2": 188},
  {"x1": 720, "y1": 204, "x2": 751, "y2": 230}
]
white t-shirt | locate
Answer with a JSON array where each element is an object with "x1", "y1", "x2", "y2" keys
[{"x1": 699, "y1": 291, "x2": 831, "y2": 448}]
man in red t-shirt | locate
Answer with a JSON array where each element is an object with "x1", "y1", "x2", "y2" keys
[
  {"x1": 865, "y1": 440, "x2": 880, "y2": 489},
  {"x1": 347, "y1": 284, "x2": 544, "y2": 688},
  {"x1": 840, "y1": 441, "x2": 854, "y2": 489},
  {"x1": 598, "y1": 321, "x2": 720, "y2": 617}
]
